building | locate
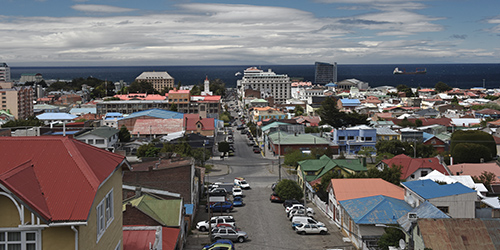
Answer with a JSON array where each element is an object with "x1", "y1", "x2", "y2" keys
[
  {"x1": 297, "y1": 155, "x2": 367, "y2": 186},
  {"x1": 314, "y1": 62, "x2": 337, "y2": 85},
  {"x1": 74, "y1": 126, "x2": 120, "y2": 151},
  {"x1": 36, "y1": 112, "x2": 78, "y2": 125},
  {"x1": 237, "y1": 67, "x2": 291, "y2": 104},
  {"x1": 135, "y1": 71, "x2": 175, "y2": 92},
  {"x1": 332, "y1": 125, "x2": 376, "y2": 155},
  {"x1": 0, "y1": 136, "x2": 129, "y2": 250},
  {"x1": 0, "y1": 83, "x2": 34, "y2": 119},
  {"x1": 268, "y1": 131, "x2": 333, "y2": 156},
  {"x1": 377, "y1": 154, "x2": 450, "y2": 182},
  {"x1": 402, "y1": 179, "x2": 476, "y2": 218},
  {"x1": 19, "y1": 73, "x2": 43, "y2": 83},
  {"x1": 0, "y1": 63, "x2": 10, "y2": 82}
]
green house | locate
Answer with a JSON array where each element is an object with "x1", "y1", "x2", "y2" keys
[{"x1": 297, "y1": 155, "x2": 367, "y2": 186}]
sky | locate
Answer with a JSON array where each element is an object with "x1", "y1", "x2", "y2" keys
[{"x1": 1, "y1": 0, "x2": 500, "y2": 66}]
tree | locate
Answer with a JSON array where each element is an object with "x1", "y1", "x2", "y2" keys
[
  {"x1": 1, "y1": 116, "x2": 44, "y2": 128},
  {"x1": 318, "y1": 97, "x2": 368, "y2": 128},
  {"x1": 191, "y1": 148, "x2": 211, "y2": 167},
  {"x1": 218, "y1": 141, "x2": 230, "y2": 156},
  {"x1": 294, "y1": 105, "x2": 304, "y2": 116},
  {"x1": 415, "y1": 119, "x2": 423, "y2": 127},
  {"x1": 377, "y1": 227, "x2": 405, "y2": 250},
  {"x1": 472, "y1": 171, "x2": 496, "y2": 192},
  {"x1": 396, "y1": 84, "x2": 414, "y2": 97},
  {"x1": 169, "y1": 103, "x2": 178, "y2": 112},
  {"x1": 127, "y1": 80, "x2": 156, "y2": 94},
  {"x1": 434, "y1": 81, "x2": 452, "y2": 93},
  {"x1": 190, "y1": 85, "x2": 201, "y2": 96},
  {"x1": 209, "y1": 78, "x2": 226, "y2": 96},
  {"x1": 274, "y1": 179, "x2": 303, "y2": 200},
  {"x1": 313, "y1": 170, "x2": 343, "y2": 201},
  {"x1": 451, "y1": 130, "x2": 496, "y2": 163},
  {"x1": 118, "y1": 125, "x2": 131, "y2": 142},
  {"x1": 357, "y1": 147, "x2": 375, "y2": 163},
  {"x1": 366, "y1": 164, "x2": 402, "y2": 186},
  {"x1": 137, "y1": 143, "x2": 160, "y2": 157},
  {"x1": 284, "y1": 150, "x2": 315, "y2": 167}
]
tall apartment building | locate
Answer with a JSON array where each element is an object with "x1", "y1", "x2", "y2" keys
[
  {"x1": 135, "y1": 71, "x2": 175, "y2": 92},
  {"x1": 314, "y1": 62, "x2": 337, "y2": 85},
  {"x1": 0, "y1": 82, "x2": 34, "y2": 119},
  {"x1": 0, "y1": 62, "x2": 11, "y2": 82},
  {"x1": 237, "y1": 67, "x2": 291, "y2": 104}
]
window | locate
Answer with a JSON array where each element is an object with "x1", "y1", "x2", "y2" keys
[
  {"x1": 96, "y1": 139, "x2": 105, "y2": 144},
  {"x1": 338, "y1": 136, "x2": 345, "y2": 141},
  {"x1": 97, "y1": 189, "x2": 114, "y2": 242},
  {"x1": 366, "y1": 137, "x2": 372, "y2": 141},
  {"x1": 421, "y1": 171, "x2": 428, "y2": 177},
  {"x1": 87, "y1": 139, "x2": 94, "y2": 145},
  {"x1": 437, "y1": 206, "x2": 449, "y2": 213},
  {"x1": 0, "y1": 231, "x2": 38, "y2": 250},
  {"x1": 347, "y1": 136, "x2": 354, "y2": 140}
]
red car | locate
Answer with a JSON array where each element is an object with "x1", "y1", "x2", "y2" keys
[{"x1": 270, "y1": 193, "x2": 284, "y2": 203}]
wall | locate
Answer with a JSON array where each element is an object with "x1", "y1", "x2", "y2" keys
[
  {"x1": 78, "y1": 168, "x2": 123, "y2": 250},
  {"x1": 429, "y1": 192, "x2": 476, "y2": 218}
]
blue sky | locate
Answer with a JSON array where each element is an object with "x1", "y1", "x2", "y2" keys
[{"x1": 1, "y1": 0, "x2": 499, "y2": 66}]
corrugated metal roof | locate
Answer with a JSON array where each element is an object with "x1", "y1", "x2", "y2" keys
[
  {"x1": 124, "y1": 194, "x2": 182, "y2": 227},
  {"x1": 402, "y1": 179, "x2": 475, "y2": 199},
  {"x1": 397, "y1": 201, "x2": 450, "y2": 231},
  {"x1": 418, "y1": 218, "x2": 497, "y2": 250},
  {"x1": 268, "y1": 131, "x2": 330, "y2": 145},
  {"x1": 0, "y1": 137, "x2": 125, "y2": 222},
  {"x1": 330, "y1": 178, "x2": 405, "y2": 202},
  {"x1": 77, "y1": 126, "x2": 119, "y2": 139},
  {"x1": 131, "y1": 118, "x2": 184, "y2": 135},
  {"x1": 340, "y1": 195, "x2": 412, "y2": 224},
  {"x1": 123, "y1": 228, "x2": 158, "y2": 250},
  {"x1": 124, "y1": 109, "x2": 184, "y2": 120},
  {"x1": 36, "y1": 112, "x2": 78, "y2": 120}
]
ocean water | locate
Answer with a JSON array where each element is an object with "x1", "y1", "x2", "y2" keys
[{"x1": 10, "y1": 64, "x2": 500, "y2": 89}]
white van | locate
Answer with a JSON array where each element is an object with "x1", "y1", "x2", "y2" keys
[{"x1": 291, "y1": 216, "x2": 325, "y2": 229}]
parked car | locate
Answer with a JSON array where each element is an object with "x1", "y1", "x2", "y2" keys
[
  {"x1": 271, "y1": 182, "x2": 277, "y2": 191},
  {"x1": 206, "y1": 201, "x2": 233, "y2": 212},
  {"x1": 196, "y1": 216, "x2": 236, "y2": 232},
  {"x1": 209, "y1": 188, "x2": 228, "y2": 197},
  {"x1": 270, "y1": 193, "x2": 284, "y2": 203},
  {"x1": 202, "y1": 240, "x2": 235, "y2": 250},
  {"x1": 211, "y1": 227, "x2": 248, "y2": 243},
  {"x1": 287, "y1": 209, "x2": 308, "y2": 220},
  {"x1": 252, "y1": 145, "x2": 260, "y2": 153},
  {"x1": 285, "y1": 204, "x2": 314, "y2": 215},
  {"x1": 291, "y1": 216, "x2": 325, "y2": 229},
  {"x1": 234, "y1": 177, "x2": 250, "y2": 189},
  {"x1": 247, "y1": 140, "x2": 254, "y2": 146},
  {"x1": 233, "y1": 196, "x2": 244, "y2": 206},
  {"x1": 283, "y1": 199, "x2": 301, "y2": 208},
  {"x1": 232, "y1": 187, "x2": 243, "y2": 197},
  {"x1": 294, "y1": 223, "x2": 328, "y2": 235},
  {"x1": 214, "y1": 223, "x2": 240, "y2": 231}
]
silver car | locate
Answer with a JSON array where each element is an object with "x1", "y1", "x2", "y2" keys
[
  {"x1": 211, "y1": 227, "x2": 248, "y2": 243},
  {"x1": 295, "y1": 223, "x2": 328, "y2": 235}
]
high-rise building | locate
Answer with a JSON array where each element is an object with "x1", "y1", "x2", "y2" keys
[
  {"x1": 237, "y1": 67, "x2": 291, "y2": 104},
  {"x1": 314, "y1": 62, "x2": 337, "y2": 85},
  {"x1": 0, "y1": 63, "x2": 11, "y2": 82},
  {"x1": 135, "y1": 71, "x2": 175, "y2": 92},
  {"x1": 0, "y1": 82, "x2": 34, "y2": 119}
]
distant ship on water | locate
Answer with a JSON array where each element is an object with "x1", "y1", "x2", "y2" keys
[{"x1": 393, "y1": 67, "x2": 427, "y2": 75}]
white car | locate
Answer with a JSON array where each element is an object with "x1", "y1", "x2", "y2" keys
[
  {"x1": 232, "y1": 187, "x2": 243, "y2": 197},
  {"x1": 295, "y1": 223, "x2": 328, "y2": 235},
  {"x1": 234, "y1": 178, "x2": 250, "y2": 189},
  {"x1": 285, "y1": 204, "x2": 314, "y2": 215},
  {"x1": 196, "y1": 216, "x2": 236, "y2": 232}
]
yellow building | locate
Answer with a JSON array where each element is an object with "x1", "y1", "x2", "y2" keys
[
  {"x1": 136, "y1": 71, "x2": 175, "y2": 92},
  {"x1": 0, "y1": 136, "x2": 130, "y2": 250}
]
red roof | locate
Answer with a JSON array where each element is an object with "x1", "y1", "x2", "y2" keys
[
  {"x1": 131, "y1": 118, "x2": 184, "y2": 135},
  {"x1": 0, "y1": 137, "x2": 126, "y2": 222},
  {"x1": 162, "y1": 227, "x2": 180, "y2": 250},
  {"x1": 184, "y1": 114, "x2": 215, "y2": 131},
  {"x1": 123, "y1": 229, "x2": 158, "y2": 250},
  {"x1": 386, "y1": 117, "x2": 452, "y2": 127},
  {"x1": 382, "y1": 154, "x2": 449, "y2": 180}
]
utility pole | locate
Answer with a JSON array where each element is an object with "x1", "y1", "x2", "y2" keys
[{"x1": 278, "y1": 128, "x2": 281, "y2": 181}]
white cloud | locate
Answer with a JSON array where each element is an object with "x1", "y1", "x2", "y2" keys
[
  {"x1": 0, "y1": 2, "x2": 495, "y2": 65},
  {"x1": 71, "y1": 4, "x2": 136, "y2": 13}
]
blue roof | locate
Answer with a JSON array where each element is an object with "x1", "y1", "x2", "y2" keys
[
  {"x1": 70, "y1": 107, "x2": 96, "y2": 114},
  {"x1": 397, "y1": 201, "x2": 450, "y2": 231},
  {"x1": 36, "y1": 112, "x2": 78, "y2": 120},
  {"x1": 124, "y1": 109, "x2": 184, "y2": 120},
  {"x1": 326, "y1": 82, "x2": 337, "y2": 87},
  {"x1": 340, "y1": 99, "x2": 361, "y2": 106},
  {"x1": 105, "y1": 112, "x2": 124, "y2": 117},
  {"x1": 340, "y1": 195, "x2": 412, "y2": 224},
  {"x1": 184, "y1": 204, "x2": 194, "y2": 215},
  {"x1": 422, "y1": 132, "x2": 434, "y2": 142},
  {"x1": 402, "y1": 179, "x2": 475, "y2": 199}
]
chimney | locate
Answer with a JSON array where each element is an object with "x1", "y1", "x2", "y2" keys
[{"x1": 135, "y1": 186, "x2": 142, "y2": 197}]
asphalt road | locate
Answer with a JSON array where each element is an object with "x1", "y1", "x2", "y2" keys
[{"x1": 185, "y1": 119, "x2": 355, "y2": 249}]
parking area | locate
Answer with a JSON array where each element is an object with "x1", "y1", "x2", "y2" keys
[{"x1": 186, "y1": 184, "x2": 355, "y2": 250}]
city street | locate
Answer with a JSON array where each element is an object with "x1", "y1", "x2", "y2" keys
[{"x1": 185, "y1": 111, "x2": 354, "y2": 250}]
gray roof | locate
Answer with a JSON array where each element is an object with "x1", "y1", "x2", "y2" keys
[
  {"x1": 376, "y1": 127, "x2": 399, "y2": 135},
  {"x1": 77, "y1": 126, "x2": 119, "y2": 139},
  {"x1": 397, "y1": 201, "x2": 450, "y2": 231}
]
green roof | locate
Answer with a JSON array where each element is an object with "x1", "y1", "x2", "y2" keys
[
  {"x1": 250, "y1": 98, "x2": 268, "y2": 103},
  {"x1": 268, "y1": 131, "x2": 330, "y2": 145},
  {"x1": 298, "y1": 155, "x2": 367, "y2": 182},
  {"x1": 261, "y1": 122, "x2": 289, "y2": 132},
  {"x1": 81, "y1": 126, "x2": 119, "y2": 139},
  {"x1": 124, "y1": 194, "x2": 182, "y2": 226}
]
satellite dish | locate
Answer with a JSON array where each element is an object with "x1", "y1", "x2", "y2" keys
[{"x1": 399, "y1": 239, "x2": 406, "y2": 249}]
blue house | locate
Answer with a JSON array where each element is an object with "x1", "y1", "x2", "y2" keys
[
  {"x1": 339, "y1": 195, "x2": 412, "y2": 249},
  {"x1": 332, "y1": 125, "x2": 376, "y2": 155},
  {"x1": 337, "y1": 98, "x2": 361, "y2": 111}
]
